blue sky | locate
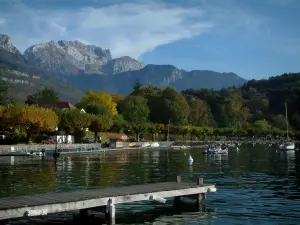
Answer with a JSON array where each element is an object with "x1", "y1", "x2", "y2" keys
[{"x1": 0, "y1": 0, "x2": 299, "y2": 79}]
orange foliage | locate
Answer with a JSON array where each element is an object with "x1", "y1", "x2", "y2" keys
[
  {"x1": 111, "y1": 94, "x2": 124, "y2": 103},
  {"x1": 2, "y1": 104, "x2": 58, "y2": 132}
]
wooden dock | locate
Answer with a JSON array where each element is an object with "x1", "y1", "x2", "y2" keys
[{"x1": 0, "y1": 177, "x2": 216, "y2": 223}]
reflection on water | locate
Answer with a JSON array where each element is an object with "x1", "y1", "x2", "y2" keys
[{"x1": 0, "y1": 146, "x2": 300, "y2": 224}]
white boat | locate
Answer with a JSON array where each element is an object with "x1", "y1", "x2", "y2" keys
[
  {"x1": 204, "y1": 145, "x2": 228, "y2": 154},
  {"x1": 279, "y1": 103, "x2": 295, "y2": 151},
  {"x1": 150, "y1": 142, "x2": 160, "y2": 147},
  {"x1": 141, "y1": 142, "x2": 150, "y2": 148},
  {"x1": 279, "y1": 142, "x2": 295, "y2": 150}
]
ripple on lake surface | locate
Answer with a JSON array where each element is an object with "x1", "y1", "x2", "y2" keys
[{"x1": 0, "y1": 145, "x2": 300, "y2": 224}]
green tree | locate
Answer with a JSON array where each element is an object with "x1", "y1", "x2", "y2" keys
[
  {"x1": 188, "y1": 98, "x2": 214, "y2": 126},
  {"x1": 25, "y1": 88, "x2": 59, "y2": 105},
  {"x1": 89, "y1": 114, "x2": 113, "y2": 143},
  {"x1": 177, "y1": 125, "x2": 192, "y2": 141},
  {"x1": 110, "y1": 114, "x2": 129, "y2": 133},
  {"x1": 148, "y1": 123, "x2": 164, "y2": 141},
  {"x1": 118, "y1": 96, "x2": 149, "y2": 141},
  {"x1": 191, "y1": 126, "x2": 203, "y2": 140},
  {"x1": 150, "y1": 88, "x2": 189, "y2": 125},
  {"x1": 252, "y1": 120, "x2": 271, "y2": 136},
  {"x1": 58, "y1": 109, "x2": 91, "y2": 143},
  {"x1": 133, "y1": 79, "x2": 142, "y2": 92},
  {"x1": 83, "y1": 102, "x2": 114, "y2": 143},
  {"x1": 132, "y1": 85, "x2": 162, "y2": 98},
  {"x1": 0, "y1": 76, "x2": 8, "y2": 105},
  {"x1": 85, "y1": 102, "x2": 111, "y2": 115},
  {"x1": 272, "y1": 114, "x2": 288, "y2": 130},
  {"x1": 77, "y1": 90, "x2": 117, "y2": 116}
]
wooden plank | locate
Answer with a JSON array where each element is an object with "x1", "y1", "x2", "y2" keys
[
  {"x1": 0, "y1": 181, "x2": 216, "y2": 220},
  {"x1": 0, "y1": 182, "x2": 215, "y2": 208}
]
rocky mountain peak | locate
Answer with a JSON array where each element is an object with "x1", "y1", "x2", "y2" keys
[
  {"x1": 23, "y1": 40, "x2": 113, "y2": 75},
  {"x1": 0, "y1": 34, "x2": 23, "y2": 56},
  {"x1": 106, "y1": 56, "x2": 145, "y2": 74},
  {"x1": 57, "y1": 40, "x2": 112, "y2": 62}
]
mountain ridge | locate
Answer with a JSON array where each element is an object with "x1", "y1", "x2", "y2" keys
[{"x1": 0, "y1": 34, "x2": 247, "y2": 98}]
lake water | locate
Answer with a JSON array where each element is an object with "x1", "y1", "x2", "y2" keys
[{"x1": 0, "y1": 144, "x2": 300, "y2": 224}]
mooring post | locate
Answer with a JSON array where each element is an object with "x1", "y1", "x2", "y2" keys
[
  {"x1": 196, "y1": 177, "x2": 206, "y2": 210},
  {"x1": 197, "y1": 177, "x2": 203, "y2": 186},
  {"x1": 173, "y1": 176, "x2": 182, "y2": 211},
  {"x1": 106, "y1": 198, "x2": 115, "y2": 225}
]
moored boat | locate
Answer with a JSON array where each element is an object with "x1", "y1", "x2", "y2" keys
[
  {"x1": 141, "y1": 142, "x2": 150, "y2": 148},
  {"x1": 150, "y1": 142, "x2": 160, "y2": 147},
  {"x1": 279, "y1": 142, "x2": 295, "y2": 151},
  {"x1": 279, "y1": 103, "x2": 295, "y2": 151},
  {"x1": 203, "y1": 144, "x2": 228, "y2": 154},
  {"x1": 171, "y1": 145, "x2": 190, "y2": 150}
]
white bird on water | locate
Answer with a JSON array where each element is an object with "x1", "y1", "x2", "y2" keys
[{"x1": 188, "y1": 154, "x2": 193, "y2": 164}]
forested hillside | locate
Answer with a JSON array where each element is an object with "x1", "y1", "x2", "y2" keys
[{"x1": 182, "y1": 72, "x2": 300, "y2": 130}]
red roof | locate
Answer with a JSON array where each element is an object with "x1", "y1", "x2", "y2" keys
[{"x1": 109, "y1": 133, "x2": 128, "y2": 140}]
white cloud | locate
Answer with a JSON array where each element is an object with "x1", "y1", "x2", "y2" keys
[{"x1": 0, "y1": 0, "x2": 267, "y2": 58}]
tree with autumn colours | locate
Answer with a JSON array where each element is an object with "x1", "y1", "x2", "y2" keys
[
  {"x1": 77, "y1": 90, "x2": 117, "y2": 116},
  {"x1": 2, "y1": 104, "x2": 58, "y2": 143},
  {"x1": 111, "y1": 94, "x2": 124, "y2": 103}
]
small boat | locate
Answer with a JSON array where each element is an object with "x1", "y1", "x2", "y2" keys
[
  {"x1": 128, "y1": 142, "x2": 136, "y2": 147},
  {"x1": 279, "y1": 103, "x2": 295, "y2": 151},
  {"x1": 171, "y1": 145, "x2": 190, "y2": 150},
  {"x1": 150, "y1": 142, "x2": 160, "y2": 147},
  {"x1": 141, "y1": 142, "x2": 150, "y2": 148},
  {"x1": 279, "y1": 142, "x2": 295, "y2": 150},
  {"x1": 159, "y1": 143, "x2": 169, "y2": 147},
  {"x1": 203, "y1": 144, "x2": 228, "y2": 154}
]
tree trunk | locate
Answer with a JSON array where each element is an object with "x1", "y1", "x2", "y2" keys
[
  {"x1": 94, "y1": 132, "x2": 98, "y2": 143},
  {"x1": 26, "y1": 131, "x2": 32, "y2": 144},
  {"x1": 152, "y1": 133, "x2": 155, "y2": 141},
  {"x1": 65, "y1": 132, "x2": 68, "y2": 144}
]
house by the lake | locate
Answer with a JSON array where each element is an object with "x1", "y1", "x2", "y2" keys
[{"x1": 109, "y1": 133, "x2": 128, "y2": 148}]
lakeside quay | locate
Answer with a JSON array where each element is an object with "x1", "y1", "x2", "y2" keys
[
  {"x1": 0, "y1": 142, "x2": 174, "y2": 156},
  {"x1": 0, "y1": 139, "x2": 298, "y2": 156}
]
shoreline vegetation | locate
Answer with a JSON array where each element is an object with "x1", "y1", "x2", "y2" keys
[{"x1": 0, "y1": 73, "x2": 299, "y2": 146}]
